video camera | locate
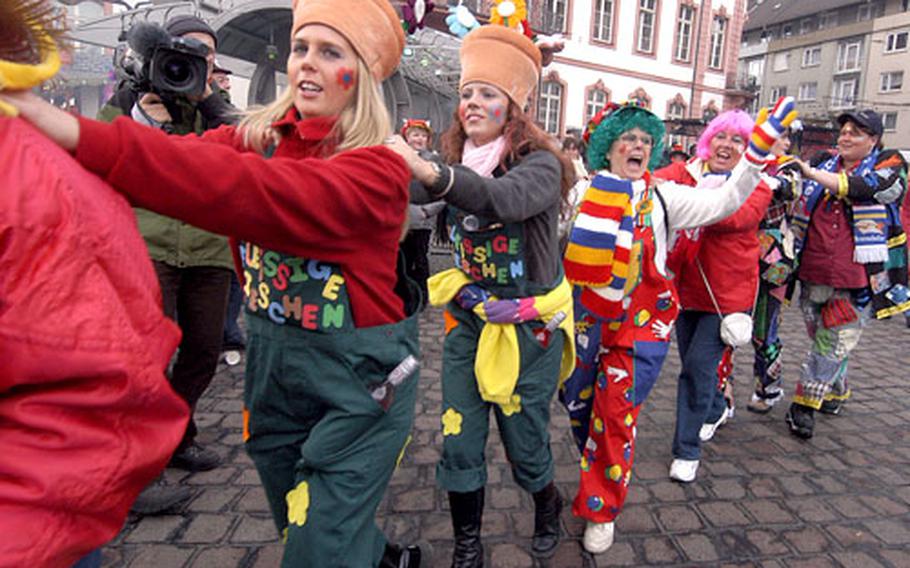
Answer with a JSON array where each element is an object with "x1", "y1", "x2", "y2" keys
[{"x1": 118, "y1": 22, "x2": 210, "y2": 98}]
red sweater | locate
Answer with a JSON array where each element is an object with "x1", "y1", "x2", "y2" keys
[
  {"x1": 75, "y1": 110, "x2": 411, "y2": 327},
  {"x1": 655, "y1": 160, "x2": 772, "y2": 313}
]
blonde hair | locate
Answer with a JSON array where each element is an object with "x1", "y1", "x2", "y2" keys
[{"x1": 237, "y1": 56, "x2": 391, "y2": 154}]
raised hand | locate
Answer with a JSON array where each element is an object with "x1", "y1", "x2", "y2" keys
[{"x1": 745, "y1": 96, "x2": 797, "y2": 166}]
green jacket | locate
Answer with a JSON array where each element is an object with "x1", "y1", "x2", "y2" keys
[{"x1": 97, "y1": 90, "x2": 234, "y2": 270}]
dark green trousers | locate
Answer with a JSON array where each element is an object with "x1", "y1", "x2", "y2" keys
[
  {"x1": 243, "y1": 315, "x2": 419, "y2": 568},
  {"x1": 436, "y1": 302, "x2": 563, "y2": 494}
]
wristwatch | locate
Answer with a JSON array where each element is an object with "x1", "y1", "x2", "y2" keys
[{"x1": 427, "y1": 160, "x2": 455, "y2": 198}]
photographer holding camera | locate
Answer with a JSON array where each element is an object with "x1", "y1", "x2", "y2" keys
[{"x1": 98, "y1": 15, "x2": 237, "y2": 515}]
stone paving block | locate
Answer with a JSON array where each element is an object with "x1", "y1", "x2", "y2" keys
[
  {"x1": 785, "y1": 498, "x2": 838, "y2": 523},
  {"x1": 641, "y1": 536, "x2": 681, "y2": 564},
  {"x1": 236, "y1": 487, "x2": 271, "y2": 513},
  {"x1": 390, "y1": 487, "x2": 436, "y2": 512},
  {"x1": 489, "y1": 486, "x2": 522, "y2": 510},
  {"x1": 825, "y1": 523, "x2": 883, "y2": 548},
  {"x1": 648, "y1": 481, "x2": 687, "y2": 502},
  {"x1": 235, "y1": 467, "x2": 263, "y2": 485},
  {"x1": 591, "y1": 540, "x2": 636, "y2": 566},
  {"x1": 124, "y1": 516, "x2": 186, "y2": 544},
  {"x1": 489, "y1": 543, "x2": 533, "y2": 567},
  {"x1": 858, "y1": 495, "x2": 910, "y2": 516},
  {"x1": 697, "y1": 502, "x2": 752, "y2": 527},
  {"x1": 624, "y1": 483, "x2": 650, "y2": 504},
  {"x1": 783, "y1": 526, "x2": 830, "y2": 554},
  {"x1": 878, "y1": 548, "x2": 910, "y2": 568},
  {"x1": 706, "y1": 478, "x2": 748, "y2": 500},
  {"x1": 745, "y1": 529, "x2": 791, "y2": 556},
  {"x1": 188, "y1": 547, "x2": 247, "y2": 567},
  {"x1": 188, "y1": 487, "x2": 242, "y2": 514},
  {"x1": 807, "y1": 474, "x2": 848, "y2": 494},
  {"x1": 605, "y1": 505, "x2": 654, "y2": 536},
  {"x1": 417, "y1": 512, "x2": 454, "y2": 541},
  {"x1": 179, "y1": 514, "x2": 236, "y2": 544},
  {"x1": 250, "y1": 544, "x2": 285, "y2": 568},
  {"x1": 127, "y1": 545, "x2": 194, "y2": 568},
  {"x1": 747, "y1": 478, "x2": 784, "y2": 501},
  {"x1": 776, "y1": 475, "x2": 816, "y2": 497},
  {"x1": 862, "y1": 519, "x2": 910, "y2": 545},
  {"x1": 677, "y1": 533, "x2": 719, "y2": 563},
  {"x1": 230, "y1": 516, "x2": 281, "y2": 544},
  {"x1": 655, "y1": 505, "x2": 702, "y2": 532},
  {"x1": 830, "y1": 551, "x2": 887, "y2": 568},
  {"x1": 783, "y1": 555, "x2": 837, "y2": 568},
  {"x1": 770, "y1": 456, "x2": 817, "y2": 474},
  {"x1": 479, "y1": 510, "x2": 512, "y2": 537},
  {"x1": 742, "y1": 500, "x2": 795, "y2": 524}
]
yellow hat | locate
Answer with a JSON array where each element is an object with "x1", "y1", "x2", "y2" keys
[
  {"x1": 291, "y1": 0, "x2": 405, "y2": 81},
  {"x1": 459, "y1": 25, "x2": 542, "y2": 108}
]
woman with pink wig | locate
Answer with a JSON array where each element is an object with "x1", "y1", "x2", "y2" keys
[{"x1": 655, "y1": 109, "x2": 773, "y2": 483}]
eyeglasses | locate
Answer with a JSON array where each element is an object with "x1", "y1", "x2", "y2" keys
[{"x1": 618, "y1": 132, "x2": 654, "y2": 147}]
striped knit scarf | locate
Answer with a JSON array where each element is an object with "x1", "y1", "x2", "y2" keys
[
  {"x1": 792, "y1": 151, "x2": 887, "y2": 264},
  {"x1": 563, "y1": 173, "x2": 637, "y2": 312}
]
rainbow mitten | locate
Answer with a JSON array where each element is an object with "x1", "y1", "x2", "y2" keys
[{"x1": 744, "y1": 96, "x2": 797, "y2": 166}]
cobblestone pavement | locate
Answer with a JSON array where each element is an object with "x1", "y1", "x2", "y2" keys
[{"x1": 101, "y1": 277, "x2": 910, "y2": 567}]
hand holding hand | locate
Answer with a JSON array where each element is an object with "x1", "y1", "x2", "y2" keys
[
  {"x1": 383, "y1": 134, "x2": 437, "y2": 185},
  {"x1": 745, "y1": 96, "x2": 797, "y2": 166}
]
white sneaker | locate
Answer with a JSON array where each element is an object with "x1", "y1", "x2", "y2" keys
[
  {"x1": 669, "y1": 459, "x2": 699, "y2": 483},
  {"x1": 583, "y1": 521, "x2": 614, "y2": 554},
  {"x1": 698, "y1": 407, "x2": 729, "y2": 442}
]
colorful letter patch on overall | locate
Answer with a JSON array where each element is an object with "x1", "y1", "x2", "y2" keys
[{"x1": 240, "y1": 242, "x2": 352, "y2": 332}]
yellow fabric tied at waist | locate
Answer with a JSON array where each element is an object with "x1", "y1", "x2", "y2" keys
[{"x1": 428, "y1": 268, "x2": 576, "y2": 406}]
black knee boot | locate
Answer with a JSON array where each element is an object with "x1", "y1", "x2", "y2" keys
[
  {"x1": 448, "y1": 489, "x2": 484, "y2": 568},
  {"x1": 531, "y1": 482, "x2": 562, "y2": 558},
  {"x1": 379, "y1": 542, "x2": 423, "y2": 568}
]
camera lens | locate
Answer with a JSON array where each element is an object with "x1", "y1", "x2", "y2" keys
[{"x1": 158, "y1": 53, "x2": 194, "y2": 88}]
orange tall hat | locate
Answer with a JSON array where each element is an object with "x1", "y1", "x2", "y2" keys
[
  {"x1": 459, "y1": 25, "x2": 542, "y2": 108},
  {"x1": 291, "y1": 0, "x2": 405, "y2": 81}
]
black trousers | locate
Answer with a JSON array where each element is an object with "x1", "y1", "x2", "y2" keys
[
  {"x1": 154, "y1": 261, "x2": 232, "y2": 450},
  {"x1": 401, "y1": 229, "x2": 431, "y2": 305}
]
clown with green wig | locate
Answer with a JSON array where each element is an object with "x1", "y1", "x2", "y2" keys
[{"x1": 560, "y1": 98, "x2": 797, "y2": 555}]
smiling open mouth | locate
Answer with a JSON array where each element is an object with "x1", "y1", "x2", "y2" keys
[{"x1": 299, "y1": 81, "x2": 323, "y2": 93}]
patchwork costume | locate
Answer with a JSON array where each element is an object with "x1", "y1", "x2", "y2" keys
[{"x1": 790, "y1": 149, "x2": 908, "y2": 411}]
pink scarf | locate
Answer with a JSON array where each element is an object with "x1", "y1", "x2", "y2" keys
[{"x1": 462, "y1": 136, "x2": 507, "y2": 178}]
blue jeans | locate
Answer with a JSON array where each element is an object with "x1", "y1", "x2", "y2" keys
[{"x1": 672, "y1": 311, "x2": 727, "y2": 461}]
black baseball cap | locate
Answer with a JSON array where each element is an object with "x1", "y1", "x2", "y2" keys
[
  {"x1": 165, "y1": 15, "x2": 217, "y2": 47},
  {"x1": 836, "y1": 109, "x2": 883, "y2": 137}
]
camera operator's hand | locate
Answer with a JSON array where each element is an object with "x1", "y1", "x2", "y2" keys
[
  {"x1": 138, "y1": 93, "x2": 172, "y2": 124},
  {"x1": 188, "y1": 81, "x2": 214, "y2": 103}
]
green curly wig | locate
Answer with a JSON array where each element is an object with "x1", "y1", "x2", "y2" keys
[{"x1": 585, "y1": 106, "x2": 666, "y2": 172}]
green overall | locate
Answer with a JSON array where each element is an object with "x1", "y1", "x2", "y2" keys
[
  {"x1": 240, "y1": 242, "x2": 419, "y2": 568},
  {"x1": 438, "y1": 209, "x2": 564, "y2": 494}
]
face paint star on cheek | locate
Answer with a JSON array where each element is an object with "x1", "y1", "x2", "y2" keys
[
  {"x1": 489, "y1": 105, "x2": 505, "y2": 124},
  {"x1": 336, "y1": 67, "x2": 356, "y2": 91}
]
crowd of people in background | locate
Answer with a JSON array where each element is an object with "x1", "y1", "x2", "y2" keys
[{"x1": 2, "y1": 0, "x2": 908, "y2": 567}]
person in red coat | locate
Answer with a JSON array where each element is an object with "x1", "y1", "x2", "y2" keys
[
  {"x1": 2, "y1": 1, "x2": 428, "y2": 566},
  {"x1": 655, "y1": 109, "x2": 772, "y2": 483},
  {"x1": 0, "y1": 116, "x2": 189, "y2": 567}
]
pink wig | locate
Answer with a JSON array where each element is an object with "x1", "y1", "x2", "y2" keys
[{"x1": 696, "y1": 109, "x2": 754, "y2": 161}]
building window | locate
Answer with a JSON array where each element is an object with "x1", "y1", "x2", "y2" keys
[
  {"x1": 798, "y1": 82, "x2": 818, "y2": 101},
  {"x1": 637, "y1": 0, "x2": 658, "y2": 54},
  {"x1": 543, "y1": 0, "x2": 569, "y2": 33},
  {"x1": 782, "y1": 23, "x2": 793, "y2": 37},
  {"x1": 628, "y1": 87, "x2": 652, "y2": 108},
  {"x1": 818, "y1": 10, "x2": 838, "y2": 30},
  {"x1": 831, "y1": 78, "x2": 857, "y2": 108},
  {"x1": 585, "y1": 88, "x2": 609, "y2": 124},
  {"x1": 882, "y1": 112, "x2": 898, "y2": 131},
  {"x1": 880, "y1": 71, "x2": 904, "y2": 92},
  {"x1": 675, "y1": 4, "x2": 695, "y2": 62},
  {"x1": 709, "y1": 16, "x2": 727, "y2": 68},
  {"x1": 593, "y1": 0, "x2": 615, "y2": 43},
  {"x1": 769, "y1": 86, "x2": 787, "y2": 104},
  {"x1": 885, "y1": 31, "x2": 909, "y2": 53},
  {"x1": 799, "y1": 17, "x2": 814, "y2": 34},
  {"x1": 772, "y1": 52, "x2": 790, "y2": 72},
  {"x1": 538, "y1": 80, "x2": 563, "y2": 135},
  {"x1": 802, "y1": 47, "x2": 821, "y2": 67},
  {"x1": 836, "y1": 40, "x2": 862, "y2": 72},
  {"x1": 857, "y1": 2, "x2": 880, "y2": 21},
  {"x1": 747, "y1": 58, "x2": 765, "y2": 84}
]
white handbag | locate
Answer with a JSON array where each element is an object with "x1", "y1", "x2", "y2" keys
[{"x1": 697, "y1": 260, "x2": 753, "y2": 348}]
